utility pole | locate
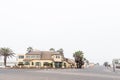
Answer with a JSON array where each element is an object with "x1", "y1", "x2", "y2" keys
[
  {"x1": 112, "y1": 60, "x2": 116, "y2": 72},
  {"x1": 39, "y1": 55, "x2": 40, "y2": 69}
]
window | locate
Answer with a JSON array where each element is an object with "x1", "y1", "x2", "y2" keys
[
  {"x1": 26, "y1": 56, "x2": 30, "y2": 59},
  {"x1": 36, "y1": 62, "x2": 41, "y2": 66},
  {"x1": 56, "y1": 55, "x2": 60, "y2": 58},
  {"x1": 32, "y1": 62, "x2": 34, "y2": 65},
  {"x1": 36, "y1": 55, "x2": 40, "y2": 59},
  {"x1": 54, "y1": 62, "x2": 62, "y2": 68},
  {"x1": 26, "y1": 55, "x2": 40, "y2": 59},
  {"x1": 18, "y1": 62, "x2": 24, "y2": 66},
  {"x1": 43, "y1": 62, "x2": 49, "y2": 66},
  {"x1": 19, "y1": 56, "x2": 24, "y2": 59},
  {"x1": 24, "y1": 62, "x2": 30, "y2": 65},
  {"x1": 31, "y1": 55, "x2": 35, "y2": 58}
]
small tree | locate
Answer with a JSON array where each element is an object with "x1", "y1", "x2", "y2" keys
[
  {"x1": 73, "y1": 50, "x2": 84, "y2": 68},
  {"x1": 0, "y1": 48, "x2": 15, "y2": 67}
]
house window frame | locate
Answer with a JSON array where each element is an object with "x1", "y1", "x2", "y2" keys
[{"x1": 18, "y1": 56, "x2": 24, "y2": 59}]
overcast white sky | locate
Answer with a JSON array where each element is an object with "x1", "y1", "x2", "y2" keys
[{"x1": 0, "y1": 0, "x2": 120, "y2": 64}]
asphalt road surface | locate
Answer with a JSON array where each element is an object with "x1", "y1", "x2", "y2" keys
[{"x1": 0, "y1": 66, "x2": 120, "y2": 80}]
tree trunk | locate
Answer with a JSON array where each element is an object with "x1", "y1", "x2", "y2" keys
[
  {"x1": 77, "y1": 63, "x2": 79, "y2": 68},
  {"x1": 78, "y1": 62, "x2": 82, "y2": 69},
  {"x1": 4, "y1": 56, "x2": 7, "y2": 67},
  {"x1": 79, "y1": 64, "x2": 82, "y2": 68}
]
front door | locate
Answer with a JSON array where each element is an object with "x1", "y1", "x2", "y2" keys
[{"x1": 54, "y1": 62, "x2": 62, "y2": 68}]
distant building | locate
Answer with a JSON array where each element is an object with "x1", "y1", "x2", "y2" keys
[
  {"x1": 17, "y1": 50, "x2": 76, "y2": 68},
  {"x1": 113, "y1": 59, "x2": 120, "y2": 68}
]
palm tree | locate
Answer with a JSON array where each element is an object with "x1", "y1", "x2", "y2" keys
[
  {"x1": 0, "y1": 48, "x2": 15, "y2": 67},
  {"x1": 73, "y1": 50, "x2": 84, "y2": 68},
  {"x1": 27, "y1": 47, "x2": 33, "y2": 53}
]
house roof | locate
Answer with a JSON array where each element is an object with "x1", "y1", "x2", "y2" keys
[
  {"x1": 25, "y1": 50, "x2": 60, "y2": 60},
  {"x1": 65, "y1": 58, "x2": 76, "y2": 65},
  {"x1": 26, "y1": 50, "x2": 41, "y2": 55},
  {"x1": 41, "y1": 51, "x2": 53, "y2": 60}
]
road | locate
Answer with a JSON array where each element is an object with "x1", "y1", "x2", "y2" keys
[{"x1": 0, "y1": 66, "x2": 120, "y2": 80}]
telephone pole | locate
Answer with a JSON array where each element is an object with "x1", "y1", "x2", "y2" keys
[{"x1": 112, "y1": 60, "x2": 116, "y2": 72}]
